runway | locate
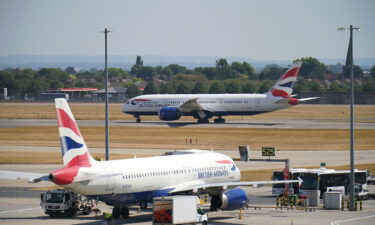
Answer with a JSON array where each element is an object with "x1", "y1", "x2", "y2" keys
[{"x1": 1, "y1": 118, "x2": 374, "y2": 129}]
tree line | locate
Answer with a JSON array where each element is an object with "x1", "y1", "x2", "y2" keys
[{"x1": 1, "y1": 56, "x2": 375, "y2": 99}]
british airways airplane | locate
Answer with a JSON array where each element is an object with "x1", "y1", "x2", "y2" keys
[
  {"x1": 123, "y1": 62, "x2": 318, "y2": 123},
  {"x1": 0, "y1": 98, "x2": 301, "y2": 219}
]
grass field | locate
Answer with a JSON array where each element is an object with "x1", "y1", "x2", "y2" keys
[
  {"x1": 0, "y1": 103, "x2": 375, "y2": 122},
  {"x1": 0, "y1": 126, "x2": 374, "y2": 151}
]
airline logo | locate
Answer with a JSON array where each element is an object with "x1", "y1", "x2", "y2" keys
[
  {"x1": 271, "y1": 63, "x2": 301, "y2": 98},
  {"x1": 55, "y1": 99, "x2": 92, "y2": 168},
  {"x1": 131, "y1": 98, "x2": 151, "y2": 105}
]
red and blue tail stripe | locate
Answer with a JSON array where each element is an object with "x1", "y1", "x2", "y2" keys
[
  {"x1": 55, "y1": 98, "x2": 96, "y2": 168},
  {"x1": 271, "y1": 62, "x2": 302, "y2": 98}
]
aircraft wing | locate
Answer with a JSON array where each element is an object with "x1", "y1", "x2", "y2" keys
[
  {"x1": 178, "y1": 98, "x2": 213, "y2": 119},
  {"x1": 169, "y1": 178, "x2": 302, "y2": 194},
  {"x1": 179, "y1": 98, "x2": 205, "y2": 112},
  {"x1": 0, "y1": 170, "x2": 50, "y2": 183}
]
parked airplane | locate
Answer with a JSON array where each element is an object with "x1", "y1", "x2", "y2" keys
[
  {"x1": 0, "y1": 98, "x2": 301, "y2": 218},
  {"x1": 122, "y1": 62, "x2": 318, "y2": 123}
]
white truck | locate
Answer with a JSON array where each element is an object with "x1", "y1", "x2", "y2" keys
[
  {"x1": 40, "y1": 189, "x2": 94, "y2": 217},
  {"x1": 153, "y1": 196, "x2": 208, "y2": 225}
]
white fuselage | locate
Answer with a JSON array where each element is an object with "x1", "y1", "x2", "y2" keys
[
  {"x1": 122, "y1": 93, "x2": 289, "y2": 117},
  {"x1": 65, "y1": 150, "x2": 240, "y2": 205}
]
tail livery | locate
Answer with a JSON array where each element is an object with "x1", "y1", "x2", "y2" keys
[
  {"x1": 270, "y1": 62, "x2": 302, "y2": 98},
  {"x1": 51, "y1": 98, "x2": 97, "y2": 185}
]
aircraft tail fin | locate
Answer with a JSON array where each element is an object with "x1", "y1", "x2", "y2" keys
[
  {"x1": 269, "y1": 62, "x2": 302, "y2": 98},
  {"x1": 55, "y1": 98, "x2": 96, "y2": 167}
]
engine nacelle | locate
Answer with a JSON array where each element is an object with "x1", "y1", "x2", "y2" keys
[
  {"x1": 158, "y1": 107, "x2": 181, "y2": 121},
  {"x1": 211, "y1": 188, "x2": 248, "y2": 211}
]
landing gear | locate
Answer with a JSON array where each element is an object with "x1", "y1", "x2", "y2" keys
[
  {"x1": 121, "y1": 207, "x2": 129, "y2": 219},
  {"x1": 134, "y1": 115, "x2": 141, "y2": 123},
  {"x1": 112, "y1": 206, "x2": 129, "y2": 219},
  {"x1": 197, "y1": 118, "x2": 209, "y2": 124},
  {"x1": 214, "y1": 117, "x2": 225, "y2": 123},
  {"x1": 112, "y1": 206, "x2": 121, "y2": 219},
  {"x1": 210, "y1": 195, "x2": 222, "y2": 211}
]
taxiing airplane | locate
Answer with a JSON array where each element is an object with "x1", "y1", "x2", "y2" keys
[
  {"x1": 122, "y1": 62, "x2": 318, "y2": 123},
  {"x1": 0, "y1": 98, "x2": 301, "y2": 218}
]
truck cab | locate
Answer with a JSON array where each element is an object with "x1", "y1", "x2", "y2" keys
[{"x1": 40, "y1": 189, "x2": 93, "y2": 217}]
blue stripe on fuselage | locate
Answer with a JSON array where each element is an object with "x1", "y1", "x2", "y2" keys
[
  {"x1": 87, "y1": 188, "x2": 173, "y2": 205},
  {"x1": 124, "y1": 111, "x2": 268, "y2": 117}
]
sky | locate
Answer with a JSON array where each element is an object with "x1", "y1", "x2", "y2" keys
[{"x1": 0, "y1": 0, "x2": 374, "y2": 60}]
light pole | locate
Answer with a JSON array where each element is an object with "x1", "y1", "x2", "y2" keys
[
  {"x1": 338, "y1": 25, "x2": 360, "y2": 211},
  {"x1": 100, "y1": 28, "x2": 112, "y2": 161}
]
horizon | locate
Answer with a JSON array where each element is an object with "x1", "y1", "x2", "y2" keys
[{"x1": 1, "y1": 0, "x2": 374, "y2": 60}]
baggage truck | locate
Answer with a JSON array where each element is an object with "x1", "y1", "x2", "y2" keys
[{"x1": 153, "y1": 196, "x2": 208, "y2": 225}]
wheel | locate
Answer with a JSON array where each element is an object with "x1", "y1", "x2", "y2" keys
[
  {"x1": 136, "y1": 118, "x2": 141, "y2": 123},
  {"x1": 214, "y1": 118, "x2": 225, "y2": 123},
  {"x1": 112, "y1": 206, "x2": 121, "y2": 219},
  {"x1": 82, "y1": 206, "x2": 91, "y2": 215},
  {"x1": 197, "y1": 118, "x2": 209, "y2": 124},
  {"x1": 202, "y1": 221, "x2": 208, "y2": 225},
  {"x1": 121, "y1": 207, "x2": 129, "y2": 219},
  {"x1": 139, "y1": 202, "x2": 147, "y2": 209}
]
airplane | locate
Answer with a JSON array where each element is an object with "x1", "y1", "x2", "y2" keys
[
  {"x1": 122, "y1": 62, "x2": 318, "y2": 123},
  {"x1": 0, "y1": 98, "x2": 302, "y2": 219}
]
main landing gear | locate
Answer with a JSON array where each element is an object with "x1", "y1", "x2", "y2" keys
[
  {"x1": 214, "y1": 116, "x2": 225, "y2": 124},
  {"x1": 112, "y1": 206, "x2": 129, "y2": 219},
  {"x1": 134, "y1": 115, "x2": 141, "y2": 123},
  {"x1": 197, "y1": 118, "x2": 209, "y2": 123}
]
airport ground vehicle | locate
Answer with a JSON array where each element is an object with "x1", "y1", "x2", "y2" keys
[
  {"x1": 272, "y1": 168, "x2": 308, "y2": 195},
  {"x1": 153, "y1": 196, "x2": 208, "y2": 225},
  {"x1": 40, "y1": 189, "x2": 94, "y2": 217},
  {"x1": 273, "y1": 168, "x2": 369, "y2": 199},
  {"x1": 298, "y1": 169, "x2": 368, "y2": 199}
]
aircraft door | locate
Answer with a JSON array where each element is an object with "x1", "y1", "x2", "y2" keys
[{"x1": 105, "y1": 168, "x2": 115, "y2": 191}]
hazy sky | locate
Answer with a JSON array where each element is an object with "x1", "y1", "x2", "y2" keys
[{"x1": 0, "y1": 0, "x2": 374, "y2": 60}]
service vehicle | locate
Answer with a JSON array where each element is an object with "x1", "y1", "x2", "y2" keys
[
  {"x1": 153, "y1": 196, "x2": 208, "y2": 225},
  {"x1": 272, "y1": 168, "x2": 308, "y2": 195},
  {"x1": 40, "y1": 189, "x2": 94, "y2": 217},
  {"x1": 298, "y1": 168, "x2": 368, "y2": 199}
]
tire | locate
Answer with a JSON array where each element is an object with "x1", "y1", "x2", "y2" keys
[
  {"x1": 121, "y1": 207, "x2": 129, "y2": 219},
  {"x1": 112, "y1": 207, "x2": 121, "y2": 219},
  {"x1": 202, "y1": 221, "x2": 208, "y2": 225}
]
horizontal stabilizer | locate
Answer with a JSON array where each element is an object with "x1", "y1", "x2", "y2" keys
[
  {"x1": 298, "y1": 97, "x2": 320, "y2": 102},
  {"x1": 0, "y1": 170, "x2": 50, "y2": 183}
]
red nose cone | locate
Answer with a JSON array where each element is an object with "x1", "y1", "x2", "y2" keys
[{"x1": 51, "y1": 166, "x2": 80, "y2": 185}]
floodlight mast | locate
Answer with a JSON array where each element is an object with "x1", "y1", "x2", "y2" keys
[
  {"x1": 100, "y1": 28, "x2": 112, "y2": 161},
  {"x1": 338, "y1": 25, "x2": 360, "y2": 211}
]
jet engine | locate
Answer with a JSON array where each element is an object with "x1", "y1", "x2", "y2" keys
[
  {"x1": 210, "y1": 188, "x2": 248, "y2": 211},
  {"x1": 158, "y1": 107, "x2": 181, "y2": 121}
]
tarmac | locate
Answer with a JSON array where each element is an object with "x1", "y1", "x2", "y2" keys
[
  {"x1": 1, "y1": 118, "x2": 374, "y2": 129},
  {"x1": 1, "y1": 186, "x2": 375, "y2": 225}
]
